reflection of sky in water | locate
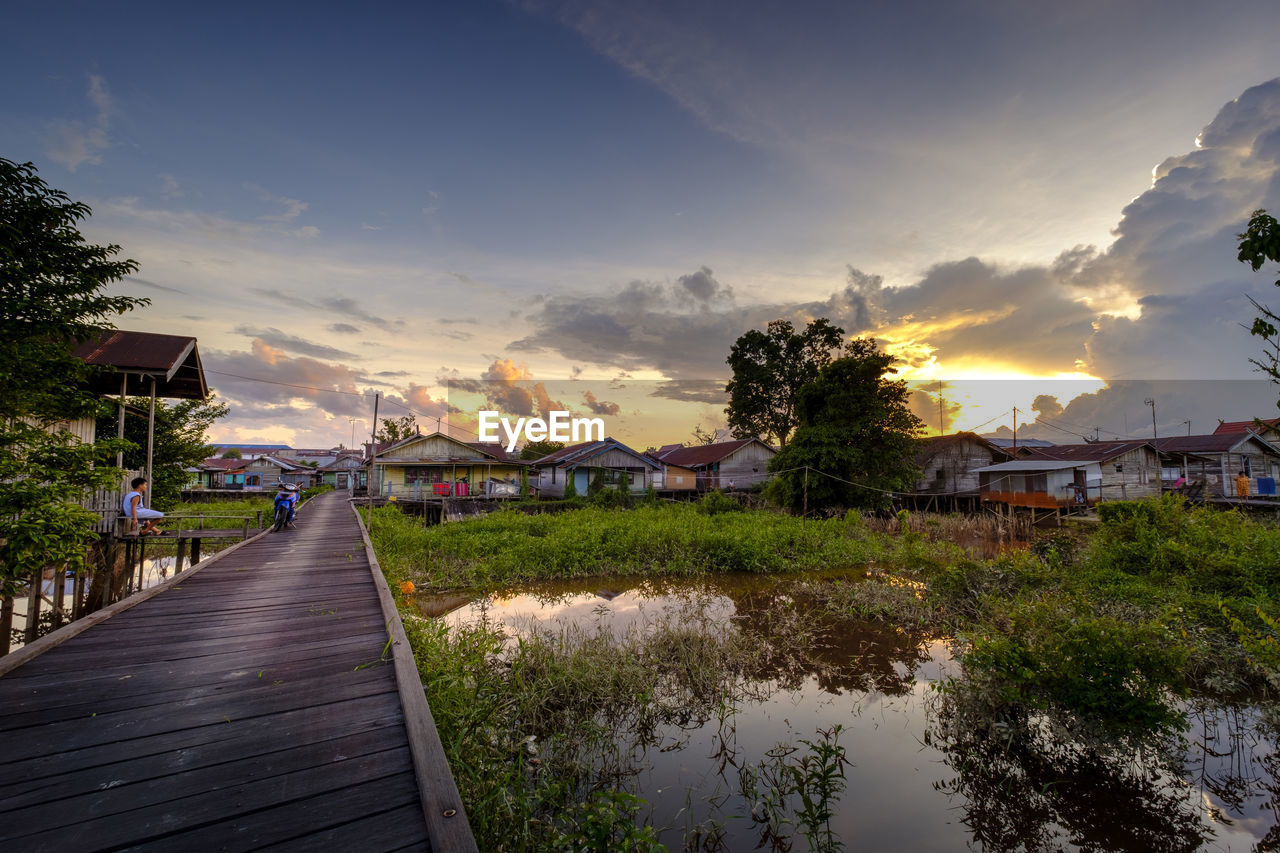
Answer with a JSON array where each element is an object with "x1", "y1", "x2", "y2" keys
[{"x1": 417, "y1": 577, "x2": 1280, "y2": 850}]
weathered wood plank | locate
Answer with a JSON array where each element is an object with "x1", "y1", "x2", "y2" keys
[{"x1": 0, "y1": 492, "x2": 448, "y2": 850}]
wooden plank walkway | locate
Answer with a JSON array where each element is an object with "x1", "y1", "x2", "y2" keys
[{"x1": 0, "y1": 491, "x2": 473, "y2": 852}]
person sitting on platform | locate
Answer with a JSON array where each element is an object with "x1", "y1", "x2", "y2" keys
[{"x1": 122, "y1": 476, "x2": 164, "y2": 536}]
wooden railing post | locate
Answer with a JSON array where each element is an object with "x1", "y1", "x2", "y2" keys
[{"x1": 24, "y1": 572, "x2": 42, "y2": 645}]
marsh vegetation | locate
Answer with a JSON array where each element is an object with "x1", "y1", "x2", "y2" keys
[{"x1": 373, "y1": 495, "x2": 1280, "y2": 850}]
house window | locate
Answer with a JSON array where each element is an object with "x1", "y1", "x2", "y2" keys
[{"x1": 404, "y1": 468, "x2": 441, "y2": 485}]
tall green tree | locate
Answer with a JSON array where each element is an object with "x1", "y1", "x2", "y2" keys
[
  {"x1": 97, "y1": 395, "x2": 229, "y2": 510},
  {"x1": 725, "y1": 318, "x2": 845, "y2": 447},
  {"x1": 768, "y1": 339, "x2": 924, "y2": 512},
  {"x1": 1238, "y1": 209, "x2": 1280, "y2": 411},
  {"x1": 375, "y1": 415, "x2": 418, "y2": 443},
  {"x1": 0, "y1": 158, "x2": 148, "y2": 594}
]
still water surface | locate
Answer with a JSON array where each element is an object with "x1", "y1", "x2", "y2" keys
[{"x1": 417, "y1": 574, "x2": 1278, "y2": 851}]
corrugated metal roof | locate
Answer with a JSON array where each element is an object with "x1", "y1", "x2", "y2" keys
[
  {"x1": 1155, "y1": 433, "x2": 1279, "y2": 454},
  {"x1": 1215, "y1": 418, "x2": 1280, "y2": 434},
  {"x1": 72, "y1": 329, "x2": 208, "y2": 400},
  {"x1": 973, "y1": 460, "x2": 1090, "y2": 473},
  {"x1": 656, "y1": 438, "x2": 773, "y2": 468},
  {"x1": 1021, "y1": 440, "x2": 1154, "y2": 462},
  {"x1": 533, "y1": 438, "x2": 660, "y2": 469}
]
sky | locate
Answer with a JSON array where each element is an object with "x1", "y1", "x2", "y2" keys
[{"x1": 4, "y1": 0, "x2": 1280, "y2": 449}]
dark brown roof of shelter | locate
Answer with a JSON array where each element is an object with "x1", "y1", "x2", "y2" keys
[{"x1": 72, "y1": 329, "x2": 208, "y2": 400}]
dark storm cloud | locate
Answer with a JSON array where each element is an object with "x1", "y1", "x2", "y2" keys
[
  {"x1": 509, "y1": 265, "x2": 882, "y2": 378},
  {"x1": 329, "y1": 322, "x2": 361, "y2": 334}
]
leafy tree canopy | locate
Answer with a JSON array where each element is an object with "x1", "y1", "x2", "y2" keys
[
  {"x1": 375, "y1": 415, "x2": 418, "y2": 444},
  {"x1": 767, "y1": 338, "x2": 924, "y2": 512},
  {"x1": 520, "y1": 439, "x2": 565, "y2": 460},
  {"x1": 725, "y1": 318, "x2": 844, "y2": 447},
  {"x1": 0, "y1": 158, "x2": 148, "y2": 594},
  {"x1": 97, "y1": 395, "x2": 228, "y2": 510},
  {"x1": 1238, "y1": 209, "x2": 1280, "y2": 413},
  {"x1": 220, "y1": 447, "x2": 242, "y2": 459}
]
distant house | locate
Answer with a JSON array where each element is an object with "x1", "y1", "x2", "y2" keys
[
  {"x1": 913, "y1": 432, "x2": 1011, "y2": 496},
  {"x1": 531, "y1": 438, "x2": 662, "y2": 498},
  {"x1": 1156, "y1": 432, "x2": 1280, "y2": 496},
  {"x1": 195, "y1": 457, "x2": 248, "y2": 489},
  {"x1": 320, "y1": 452, "x2": 366, "y2": 491},
  {"x1": 370, "y1": 432, "x2": 525, "y2": 498},
  {"x1": 644, "y1": 452, "x2": 699, "y2": 492},
  {"x1": 241, "y1": 455, "x2": 312, "y2": 490},
  {"x1": 974, "y1": 458, "x2": 1100, "y2": 510},
  {"x1": 1018, "y1": 440, "x2": 1163, "y2": 501},
  {"x1": 653, "y1": 438, "x2": 776, "y2": 490},
  {"x1": 208, "y1": 444, "x2": 293, "y2": 461}
]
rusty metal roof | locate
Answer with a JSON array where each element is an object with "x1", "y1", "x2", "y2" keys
[
  {"x1": 72, "y1": 329, "x2": 208, "y2": 400},
  {"x1": 655, "y1": 437, "x2": 774, "y2": 469},
  {"x1": 1214, "y1": 418, "x2": 1280, "y2": 434}
]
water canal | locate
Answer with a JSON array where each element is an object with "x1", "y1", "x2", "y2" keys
[{"x1": 415, "y1": 573, "x2": 1279, "y2": 851}]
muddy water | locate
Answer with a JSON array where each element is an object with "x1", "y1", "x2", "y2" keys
[{"x1": 416, "y1": 575, "x2": 1278, "y2": 851}]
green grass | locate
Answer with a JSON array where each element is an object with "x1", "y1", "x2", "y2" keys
[{"x1": 371, "y1": 500, "x2": 970, "y2": 591}]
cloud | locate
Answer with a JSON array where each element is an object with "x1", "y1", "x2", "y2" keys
[
  {"x1": 124, "y1": 275, "x2": 185, "y2": 294},
  {"x1": 246, "y1": 183, "x2": 309, "y2": 223},
  {"x1": 232, "y1": 325, "x2": 359, "y2": 360},
  {"x1": 447, "y1": 358, "x2": 570, "y2": 418},
  {"x1": 249, "y1": 288, "x2": 405, "y2": 332},
  {"x1": 677, "y1": 265, "x2": 733, "y2": 304},
  {"x1": 582, "y1": 390, "x2": 621, "y2": 416},
  {"x1": 648, "y1": 379, "x2": 726, "y2": 404},
  {"x1": 329, "y1": 322, "x2": 362, "y2": 334},
  {"x1": 159, "y1": 174, "x2": 183, "y2": 199},
  {"x1": 45, "y1": 74, "x2": 111, "y2": 171}
]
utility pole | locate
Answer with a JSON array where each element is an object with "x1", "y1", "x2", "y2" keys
[
  {"x1": 802, "y1": 467, "x2": 809, "y2": 529},
  {"x1": 1012, "y1": 407, "x2": 1019, "y2": 450},
  {"x1": 1183, "y1": 419, "x2": 1191, "y2": 436},
  {"x1": 367, "y1": 393, "x2": 380, "y2": 527},
  {"x1": 348, "y1": 417, "x2": 365, "y2": 451},
  {"x1": 1145, "y1": 398, "x2": 1160, "y2": 493},
  {"x1": 937, "y1": 380, "x2": 945, "y2": 436}
]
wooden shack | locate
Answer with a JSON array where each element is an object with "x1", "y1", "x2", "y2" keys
[
  {"x1": 371, "y1": 432, "x2": 525, "y2": 498},
  {"x1": 1156, "y1": 432, "x2": 1280, "y2": 496},
  {"x1": 531, "y1": 438, "x2": 661, "y2": 497},
  {"x1": 1019, "y1": 440, "x2": 1162, "y2": 501},
  {"x1": 653, "y1": 437, "x2": 776, "y2": 490}
]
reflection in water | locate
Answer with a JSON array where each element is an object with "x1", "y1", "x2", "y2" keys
[{"x1": 417, "y1": 575, "x2": 1280, "y2": 851}]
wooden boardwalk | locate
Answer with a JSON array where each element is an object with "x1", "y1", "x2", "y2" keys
[{"x1": 0, "y1": 491, "x2": 473, "y2": 852}]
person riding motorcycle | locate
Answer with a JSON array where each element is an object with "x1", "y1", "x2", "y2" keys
[{"x1": 274, "y1": 483, "x2": 299, "y2": 526}]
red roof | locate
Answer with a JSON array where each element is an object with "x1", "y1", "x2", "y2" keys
[
  {"x1": 200, "y1": 458, "x2": 247, "y2": 471},
  {"x1": 1215, "y1": 418, "x2": 1280, "y2": 434},
  {"x1": 656, "y1": 438, "x2": 773, "y2": 468}
]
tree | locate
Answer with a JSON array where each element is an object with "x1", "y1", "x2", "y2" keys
[
  {"x1": 691, "y1": 423, "x2": 718, "y2": 446},
  {"x1": 0, "y1": 158, "x2": 148, "y2": 595},
  {"x1": 1238, "y1": 209, "x2": 1280, "y2": 411},
  {"x1": 520, "y1": 439, "x2": 565, "y2": 460},
  {"x1": 220, "y1": 448, "x2": 242, "y2": 459},
  {"x1": 97, "y1": 395, "x2": 229, "y2": 510},
  {"x1": 767, "y1": 338, "x2": 924, "y2": 512},
  {"x1": 375, "y1": 415, "x2": 418, "y2": 443},
  {"x1": 725, "y1": 318, "x2": 845, "y2": 447},
  {"x1": 563, "y1": 468, "x2": 579, "y2": 499}
]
